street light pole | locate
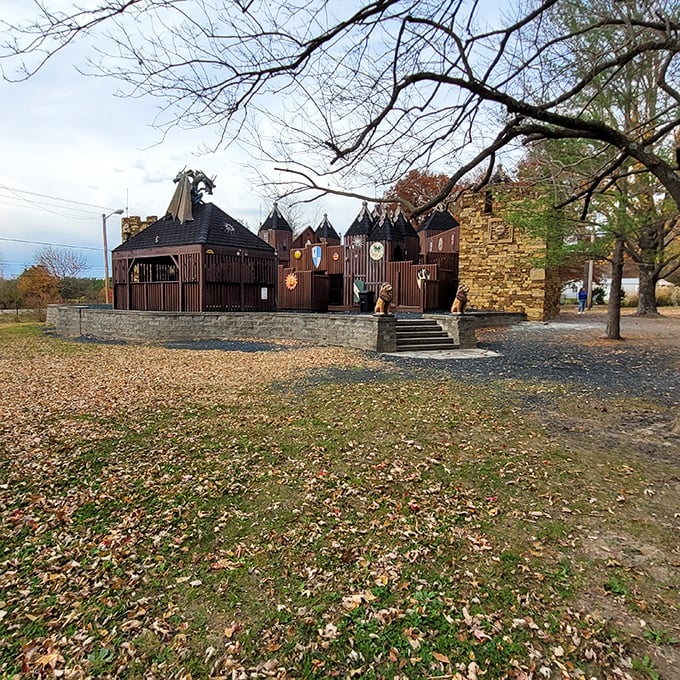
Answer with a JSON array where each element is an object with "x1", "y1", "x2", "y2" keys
[{"x1": 102, "y1": 209, "x2": 124, "y2": 305}]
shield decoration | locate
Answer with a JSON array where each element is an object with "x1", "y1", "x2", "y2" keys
[
  {"x1": 353, "y1": 278, "x2": 365, "y2": 303},
  {"x1": 311, "y1": 245, "x2": 322, "y2": 268}
]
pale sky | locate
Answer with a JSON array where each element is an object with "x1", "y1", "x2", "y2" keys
[{"x1": 0, "y1": 3, "x2": 368, "y2": 279}]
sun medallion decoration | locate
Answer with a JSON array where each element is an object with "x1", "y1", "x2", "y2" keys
[{"x1": 285, "y1": 272, "x2": 298, "y2": 290}]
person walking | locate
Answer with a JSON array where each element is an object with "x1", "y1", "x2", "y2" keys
[{"x1": 577, "y1": 286, "x2": 588, "y2": 314}]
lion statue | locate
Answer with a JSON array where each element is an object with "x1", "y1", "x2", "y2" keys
[
  {"x1": 451, "y1": 283, "x2": 469, "y2": 314},
  {"x1": 374, "y1": 283, "x2": 394, "y2": 315}
]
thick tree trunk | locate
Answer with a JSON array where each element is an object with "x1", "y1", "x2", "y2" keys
[
  {"x1": 636, "y1": 263, "x2": 659, "y2": 316},
  {"x1": 605, "y1": 236, "x2": 625, "y2": 340},
  {"x1": 635, "y1": 221, "x2": 663, "y2": 316}
]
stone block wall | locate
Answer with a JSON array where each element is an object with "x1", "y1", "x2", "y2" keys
[
  {"x1": 426, "y1": 311, "x2": 525, "y2": 348},
  {"x1": 46, "y1": 306, "x2": 398, "y2": 352},
  {"x1": 456, "y1": 192, "x2": 560, "y2": 321}
]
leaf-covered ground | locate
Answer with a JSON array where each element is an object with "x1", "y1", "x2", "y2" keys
[{"x1": 1, "y1": 323, "x2": 678, "y2": 679}]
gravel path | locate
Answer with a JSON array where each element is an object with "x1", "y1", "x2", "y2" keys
[
  {"x1": 72, "y1": 308, "x2": 678, "y2": 406},
  {"x1": 383, "y1": 311, "x2": 680, "y2": 405}
]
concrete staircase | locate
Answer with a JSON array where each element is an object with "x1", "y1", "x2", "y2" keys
[{"x1": 395, "y1": 318, "x2": 457, "y2": 352}]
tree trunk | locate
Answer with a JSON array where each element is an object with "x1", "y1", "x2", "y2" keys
[
  {"x1": 605, "y1": 235, "x2": 625, "y2": 340},
  {"x1": 636, "y1": 263, "x2": 659, "y2": 316},
  {"x1": 635, "y1": 220, "x2": 662, "y2": 316}
]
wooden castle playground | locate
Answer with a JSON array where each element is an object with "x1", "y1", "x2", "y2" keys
[
  {"x1": 110, "y1": 170, "x2": 560, "y2": 324},
  {"x1": 47, "y1": 168, "x2": 540, "y2": 352}
]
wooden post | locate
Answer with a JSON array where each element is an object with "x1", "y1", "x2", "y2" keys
[{"x1": 240, "y1": 250, "x2": 245, "y2": 311}]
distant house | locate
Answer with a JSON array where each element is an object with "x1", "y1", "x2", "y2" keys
[{"x1": 113, "y1": 171, "x2": 276, "y2": 312}]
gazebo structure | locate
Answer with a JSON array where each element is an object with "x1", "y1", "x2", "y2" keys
[{"x1": 112, "y1": 170, "x2": 277, "y2": 312}]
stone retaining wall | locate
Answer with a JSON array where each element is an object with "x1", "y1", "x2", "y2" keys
[
  {"x1": 425, "y1": 311, "x2": 524, "y2": 348},
  {"x1": 46, "y1": 306, "x2": 518, "y2": 353},
  {"x1": 46, "y1": 305, "x2": 399, "y2": 352}
]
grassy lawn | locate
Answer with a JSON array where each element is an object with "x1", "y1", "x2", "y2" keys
[{"x1": 0, "y1": 324, "x2": 677, "y2": 679}]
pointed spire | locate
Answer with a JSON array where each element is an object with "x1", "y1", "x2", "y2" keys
[
  {"x1": 315, "y1": 213, "x2": 341, "y2": 242},
  {"x1": 261, "y1": 202, "x2": 293, "y2": 232},
  {"x1": 345, "y1": 201, "x2": 375, "y2": 237},
  {"x1": 418, "y1": 203, "x2": 459, "y2": 233},
  {"x1": 166, "y1": 172, "x2": 194, "y2": 224}
]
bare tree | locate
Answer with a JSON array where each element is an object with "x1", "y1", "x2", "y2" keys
[
  {"x1": 35, "y1": 246, "x2": 88, "y2": 280},
  {"x1": 2, "y1": 1, "x2": 678, "y2": 229}
]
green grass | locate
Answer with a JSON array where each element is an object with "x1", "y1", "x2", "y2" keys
[{"x1": 0, "y1": 332, "x2": 677, "y2": 678}]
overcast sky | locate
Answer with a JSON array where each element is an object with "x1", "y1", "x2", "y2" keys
[{"x1": 0, "y1": 2, "x2": 367, "y2": 279}]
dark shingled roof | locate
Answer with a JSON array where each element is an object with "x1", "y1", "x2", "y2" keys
[
  {"x1": 113, "y1": 201, "x2": 274, "y2": 253},
  {"x1": 393, "y1": 209, "x2": 419, "y2": 239},
  {"x1": 369, "y1": 213, "x2": 402, "y2": 242},
  {"x1": 315, "y1": 214, "x2": 341, "y2": 241},
  {"x1": 260, "y1": 203, "x2": 293, "y2": 232},
  {"x1": 417, "y1": 205, "x2": 460, "y2": 233},
  {"x1": 345, "y1": 202, "x2": 375, "y2": 237}
]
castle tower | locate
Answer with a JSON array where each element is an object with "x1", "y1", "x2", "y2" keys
[{"x1": 258, "y1": 202, "x2": 294, "y2": 265}]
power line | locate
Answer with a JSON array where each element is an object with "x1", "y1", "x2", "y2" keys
[
  {"x1": 0, "y1": 184, "x2": 122, "y2": 212},
  {"x1": 0, "y1": 188, "x2": 103, "y2": 221},
  {"x1": 0, "y1": 199, "x2": 98, "y2": 221},
  {"x1": 0, "y1": 236, "x2": 101, "y2": 251}
]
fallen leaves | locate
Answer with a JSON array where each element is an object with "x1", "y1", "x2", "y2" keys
[{"x1": 0, "y1": 327, "x2": 675, "y2": 678}]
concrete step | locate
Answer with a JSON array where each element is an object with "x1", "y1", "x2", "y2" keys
[
  {"x1": 396, "y1": 330, "x2": 450, "y2": 339},
  {"x1": 394, "y1": 318, "x2": 457, "y2": 352},
  {"x1": 396, "y1": 319, "x2": 440, "y2": 327},
  {"x1": 397, "y1": 333, "x2": 452, "y2": 344},
  {"x1": 396, "y1": 341, "x2": 457, "y2": 352}
]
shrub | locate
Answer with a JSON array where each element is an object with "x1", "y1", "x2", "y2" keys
[
  {"x1": 657, "y1": 285, "x2": 680, "y2": 306},
  {"x1": 621, "y1": 291, "x2": 637, "y2": 307}
]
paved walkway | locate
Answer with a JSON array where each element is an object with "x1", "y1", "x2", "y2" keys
[{"x1": 384, "y1": 348, "x2": 501, "y2": 359}]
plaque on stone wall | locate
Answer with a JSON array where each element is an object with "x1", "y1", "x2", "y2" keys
[{"x1": 488, "y1": 218, "x2": 513, "y2": 243}]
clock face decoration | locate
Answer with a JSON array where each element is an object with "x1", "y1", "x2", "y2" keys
[
  {"x1": 369, "y1": 242, "x2": 385, "y2": 260},
  {"x1": 438, "y1": 237, "x2": 443, "y2": 252},
  {"x1": 285, "y1": 272, "x2": 298, "y2": 290},
  {"x1": 294, "y1": 250, "x2": 302, "y2": 259},
  {"x1": 352, "y1": 235, "x2": 364, "y2": 248}
]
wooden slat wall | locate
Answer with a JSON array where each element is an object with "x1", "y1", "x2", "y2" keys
[
  {"x1": 183, "y1": 283, "x2": 201, "y2": 311},
  {"x1": 279, "y1": 268, "x2": 311, "y2": 310},
  {"x1": 278, "y1": 268, "x2": 329, "y2": 311},
  {"x1": 113, "y1": 258, "x2": 129, "y2": 309},
  {"x1": 326, "y1": 245, "x2": 344, "y2": 275},
  {"x1": 346, "y1": 242, "x2": 367, "y2": 279},
  {"x1": 204, "y1": 282, "x2": 275, "y2": 312},
  {"x1": 423, "y1": 227, "x2": 460, "y2": 256},
  {"x1": 366, "y1": 246, "x2": 387, "y2": 291},
  {"x1": 130, "y1": 283, "x2": 180, "y2": 311},
  {"x1": 387, "y1": 262, "x2": 439, "y2": 310},
  {"x1": 113, "y1": 250, "x2": 275, "y2": 312},
  {"x1": 243, "y1": 284, "x2": 276, "y2": 311},
  {"x1": 425, "y1": 252, "x2": 459, "y2": 275},
  {"x1": 180, "y1": 253, "x2": 201, "y2": 282},
  {"x1": 113, "y1": 258, "x2": 127, "y2": 285},
  {"x1": 204, "y1": 254, "x2": 242, "y2": 283},
  {"x1": 290, "y1": 242, "x2": 346, "y2": 275}
]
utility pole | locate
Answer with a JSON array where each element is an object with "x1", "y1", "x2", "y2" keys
[{"x1": 102, "y1": 210, "x2": 124, "y2": 304}]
